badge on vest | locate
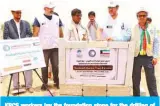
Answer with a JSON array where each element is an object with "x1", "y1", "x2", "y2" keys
[
  {"x1": 121, "y1": 23, "x2": 125, "y2": 30},
  {"x1": 106, "y1": 25, "x2": 112, "y2": 28},
  {"x1": 42, "y1": 23, "x2": 46, "y2": 25}
]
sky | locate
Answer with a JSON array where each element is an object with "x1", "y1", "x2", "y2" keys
[{"x1": 0, "y1": 0, "x2": 160, "y2": 28}]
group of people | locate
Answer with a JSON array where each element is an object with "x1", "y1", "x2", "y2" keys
[{"x1": 2, "y1": 0, "x2": 159, "y2": 96}]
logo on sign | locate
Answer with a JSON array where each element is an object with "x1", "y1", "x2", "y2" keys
[
  {"x1": 89, "y1": 49, "x2": 96, "y2": 57},
  {"x1": 76, "y1": 49, "x2": 82, "y2": 58},
  {"x1": 3, "y1": 45, "x2": 10, "y2": 51}
]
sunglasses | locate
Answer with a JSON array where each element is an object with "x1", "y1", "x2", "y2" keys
[
  {"x1": 75, "y1": 14, "x2": 82, "y2": 17},
  {"x1": 138, "y1": 15, "x2": 147, "y2": 18},
  {"x1": 13, "y1": 11, "x2": 22, "y2": 14}
]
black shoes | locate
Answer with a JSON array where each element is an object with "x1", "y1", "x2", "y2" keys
[
  {"x1": 41, "y1": 84, "x2": 48, "y2": 91},
  {"x1": 41, "y1": 84, "x2": 59, "y2": 90}
]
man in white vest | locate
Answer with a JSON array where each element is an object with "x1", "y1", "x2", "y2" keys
[
  {"x1": 33, "y1": 1, "x2": 63, "y2": 90},
  {"x1": 97, "y1": 0, "x2": 131, "y2": 41},
  {"x1": 67, "y1": 8, "x2": 89, "y2": 41},
  {"x1": 132, "y1": 7, "x2": 159, "y2": 96}
]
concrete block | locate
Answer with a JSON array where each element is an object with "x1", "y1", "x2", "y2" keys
[
  {"x1": 107, "y1": 85, "x2": 131, "y2": 96},
  {"x1": 83, "y1": 85, "x2": 107, "y2": 96},
  {"x1": 60, "y1": 84, "x2": 82, "y2": 96}
]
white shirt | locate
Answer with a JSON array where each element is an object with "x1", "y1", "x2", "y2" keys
[
  {"x1": 89, "y1": 25, "x2": 96, "y2": 40},
  {"x1": 67, "y1": 21, "x2": 88, "y2": 41},
  {"x1": 100, "y1": 15, "x2": 131, "y2": 41},
  {"x1": 87, "y1": 22, "x2": 98, "y2": 41},
  {"x1": 14, "y1": 20, "x2": 21, "y2": 39}
]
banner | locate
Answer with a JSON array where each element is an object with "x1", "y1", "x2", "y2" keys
[
  {"x1": 0, "y1": 38, "x2": 45, "y2": 76},
  {"x1": 66, "y1": 48, "x2": 128, "y2": 84},
  {"x1": 1, "y1": 97, "x2": 159, "y2": 106}
]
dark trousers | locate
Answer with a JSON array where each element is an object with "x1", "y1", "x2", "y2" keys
[
  {"x1": 132, "y1": 55, "x2": 158, "y2": 96},
  {"x1": 41, "y1": 48, "x2": 59, "y2": 86}
]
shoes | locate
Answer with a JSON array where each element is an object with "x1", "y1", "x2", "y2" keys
[
  {"x1": 12, "y1": 88, "x2": 18, "y2": 94},
  {"x1": 12, "y1": 88, "x2": 26, "y2": 94},
  {"x1": 26, "y1": 87, "x2": 34, "y2": 93},
  {"x1": 41, "y1": 84, "x2": 48, "y2": 91}
]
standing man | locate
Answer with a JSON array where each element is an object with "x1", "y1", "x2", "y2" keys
[
  {"x1": 87, "y1": 11, "x2": 98, "y2": 40},
  {"x1": 132, "y1": 8, "x2": 159, "y2": 96},
  {"x1": 67, "y1": 8, "x2": 89, "y2": 41},
  {"x1": 97, "y1": 1, "x2": 131, "y2": 41},
  {"x1": 33, "y1": 1, "x2": 63, "y2": 90},
  {"x1": 48, "y1": 11, "x2": 63, "y2": 79},
  {"x1": 3, "y1": 7, "x2": 33, "y2": 93}
]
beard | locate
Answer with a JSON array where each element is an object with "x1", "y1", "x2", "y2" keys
[{"x1": 14, "y1": 17, "x2": 21, "y2": 21}]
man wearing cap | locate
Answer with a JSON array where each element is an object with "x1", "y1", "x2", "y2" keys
[
  {"x1": 3, "y1": 7, "x2": 33, "y2": 93},
  {"x1": 97, "y1": 1, "x2": 131, "y2": 41},
  {"x1": 67, "y1": 8, "x2": 89, "y2": 41},
  {"x1": 33, "y1": 2, "x2": 63, "y2": 90},
  {"x1": 132, "y1": 8, "x2": 159, "y2": 96}
]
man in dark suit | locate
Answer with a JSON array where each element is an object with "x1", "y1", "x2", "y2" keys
[{"x1": 3, "y1": 7, "x2": 33, "y2": 93}]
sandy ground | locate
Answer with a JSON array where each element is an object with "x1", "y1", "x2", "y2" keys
[
  {"x1": 0, "y1": 64, "x2": 160, "y2": 96},
  {"x1": 0, "y1": 70, "x2": 60, "y2": 96}
]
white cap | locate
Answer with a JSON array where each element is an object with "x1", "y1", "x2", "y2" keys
[
  {"x1": 108, "y1": 0, "x2": 119, "y2": 7},
  {"x1": 137, "y1": 7, "x2": 148, "y2": 14},
  {"x1": 44, "y1": 1, "x2": 56, "y2": 8},
  {"x1": 10, "y1": 6, "x2": 23, "y2": 11}
]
